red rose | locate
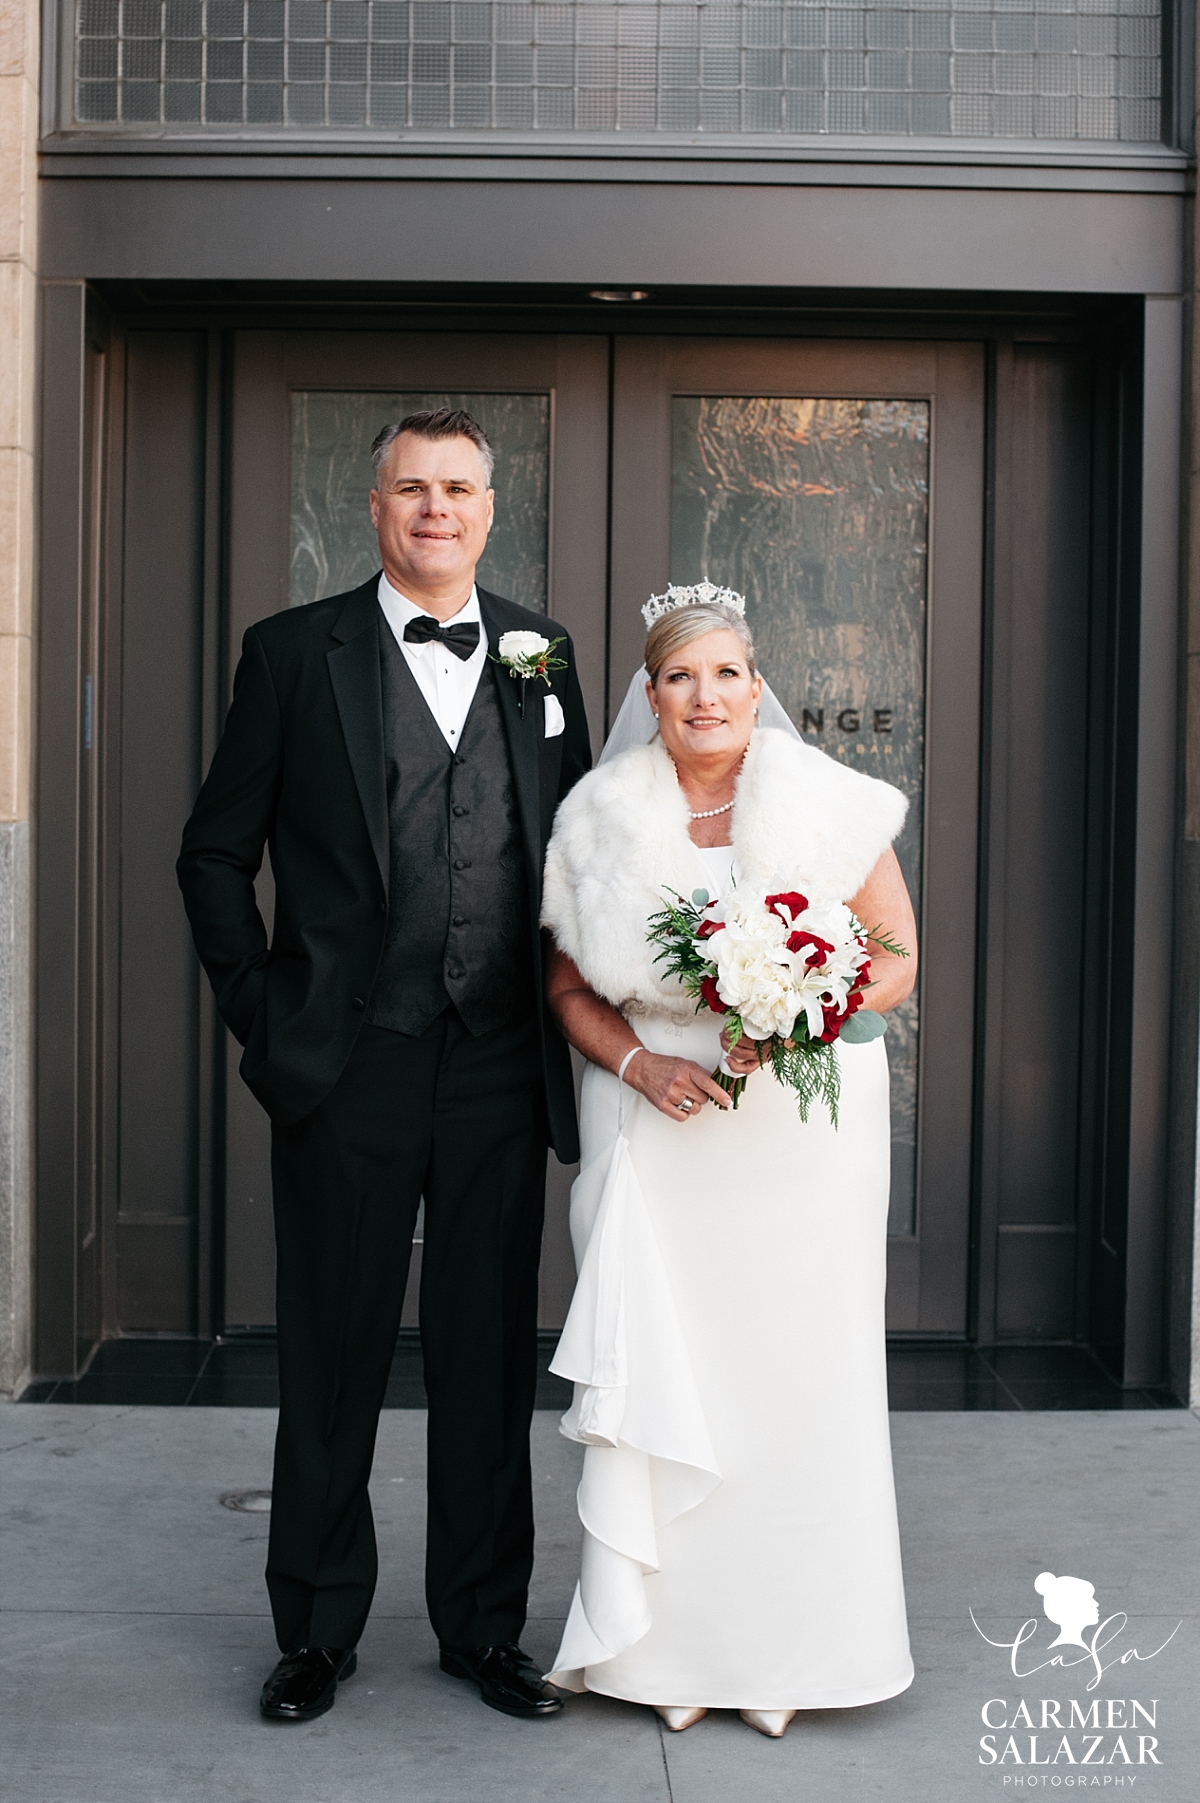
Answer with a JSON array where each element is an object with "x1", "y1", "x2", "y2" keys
[
  {"x1": 786, "y1": 929, "x2": 834, "y2": 969},
  {"x1": 699, "y1": 974, "x2": 728, "y2": 1015},
  {"x1": 853, "y1": 958, "x2": 872, "y2": 990},
  {"x1": 817, "y1": 994, "x2": 848, "y2": 1043},
  {"x1": 765, "y1": 891, "x2": 809, "y2": 922},
  {"x1": 695, "y1": 917, "x2": 725, "y2": 939},
  {"x1": 818, "y1": 992, "x2": 863, "y2": 1043}
]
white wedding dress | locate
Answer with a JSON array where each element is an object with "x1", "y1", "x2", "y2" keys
[{"x1": 548, "y1": 845, "x2": 913, "y2": 1710}]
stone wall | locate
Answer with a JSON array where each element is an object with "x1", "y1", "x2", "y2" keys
[
  {"x1": 0, "y1": 0, "x2": 36, "y2": 1398},
  {"x1": 1173, "y1": 37, "x2": 1200, "y2": 1409}
]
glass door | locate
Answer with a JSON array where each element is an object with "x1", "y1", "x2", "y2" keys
[
  {"x1": 224, "y1": 332, "x2": 609, "y2": 1330},
  {"x1": 221, "y1": 329, "x2": 984, "y2": 1335},
  {"x1": 610, "y1": 338, "x2": 986, "y2": 1333}
]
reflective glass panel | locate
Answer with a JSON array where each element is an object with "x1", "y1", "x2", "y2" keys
[
  {"x1": 290, "y1": 391, "x2": 550, "y2": 609},
  {"x1": 671, "y1": 395, "x2": 929, "y2": 1234}
]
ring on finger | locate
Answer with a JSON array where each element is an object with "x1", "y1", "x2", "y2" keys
[{"x1": 678, "y1": 1096, "x2": 695, "y2": 1113}]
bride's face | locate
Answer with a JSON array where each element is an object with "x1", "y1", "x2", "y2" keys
[{"x1": 648, "y1": 629, "x2": 763, "y2": 768}]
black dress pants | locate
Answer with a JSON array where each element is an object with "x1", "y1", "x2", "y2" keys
[{"x1": 265, "y1": 1008, "x2": 548, "y2": 1655}]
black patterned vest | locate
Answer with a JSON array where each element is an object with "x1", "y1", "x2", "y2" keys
[{"x1": 366, "y1": 614, "x2": 533, "y2": 1037}]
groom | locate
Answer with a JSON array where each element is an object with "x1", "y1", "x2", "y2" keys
[{"x1": 178, "y1": 409, "x2": 590, "y2": 1723}]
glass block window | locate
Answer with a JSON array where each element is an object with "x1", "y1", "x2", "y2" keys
[{"x1": 73, "y1": 0, "x2": 1162, "y2": 141}]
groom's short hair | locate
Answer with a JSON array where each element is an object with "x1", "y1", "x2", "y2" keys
[{"x1": 371, "y1": 409, "x2": 495, "y2": 486}]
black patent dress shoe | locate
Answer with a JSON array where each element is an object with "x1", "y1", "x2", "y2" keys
[
  {"x1": 439, "y1": 1642, "x2": 563, "y2": 1717},
  {"x1": 260, "y1": 1646, "x2": 357, "y2": 1721}
]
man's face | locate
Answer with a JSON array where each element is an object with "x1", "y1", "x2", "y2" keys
[{"x1": 369, "y1": 432, "x2": 494, "y2": 594}]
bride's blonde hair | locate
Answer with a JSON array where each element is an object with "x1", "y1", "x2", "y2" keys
[{"x1": 645, "y1": 603, "x2": 757, "y2": 686}]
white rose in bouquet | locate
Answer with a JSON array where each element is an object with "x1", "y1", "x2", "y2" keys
[
  {"x1": 711, "y1": 930, "x2": 798, "y2": 1040},
  {"x1": 742, "y1": 977, "x2": 803, "y2": 1042},
  {"x1": 720, "y1": 893, "x2": 788, "y2": 948}
]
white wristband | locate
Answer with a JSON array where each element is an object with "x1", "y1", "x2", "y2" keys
[{"x1": 617, "y1": 1045, "x2": 645, "y2": 1086}]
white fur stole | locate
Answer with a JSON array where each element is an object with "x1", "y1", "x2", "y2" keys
[{"x1": 541, "y1": 728, "x2": 908, "y2": 1019}]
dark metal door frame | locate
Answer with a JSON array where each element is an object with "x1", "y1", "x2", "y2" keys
[{"x1": 32, "y1": 287, "x2": 1167, "y2": 1385}]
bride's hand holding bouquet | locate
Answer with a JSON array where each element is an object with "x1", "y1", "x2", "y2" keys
[{"x1": 621, "y1": 1046, "x2": 736, "y2": 1118}]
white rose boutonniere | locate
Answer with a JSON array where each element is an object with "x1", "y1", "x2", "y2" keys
[{"x1": 493, "y1": 630, "x2": 568, "y2": 715}]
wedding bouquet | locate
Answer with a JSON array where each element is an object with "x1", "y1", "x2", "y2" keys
[{"x1": 646, "y1": 885, "x2": 907, "y2": 1124}]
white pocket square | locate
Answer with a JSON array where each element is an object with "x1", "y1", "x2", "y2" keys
[{"x1": 544, "y1": 694, "x2": 565, "y2": 738}]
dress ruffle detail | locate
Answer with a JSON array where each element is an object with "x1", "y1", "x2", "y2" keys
[{"x1": 547, "y1": 1113, "x2": 722, "y2": 1690}]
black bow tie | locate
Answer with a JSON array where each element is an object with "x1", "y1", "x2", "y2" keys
[{"x1": 402, "y1": 616, "x2": 480, "y2": 661}]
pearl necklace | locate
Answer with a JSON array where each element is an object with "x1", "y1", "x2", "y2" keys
[{"x1": 668, "y1": 750, "x2": 746, "y2": 821}]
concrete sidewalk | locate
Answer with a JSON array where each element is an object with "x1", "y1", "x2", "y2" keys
[{"x1": 2, "y1": 1406, "x2": 1197, "y2": 1803}]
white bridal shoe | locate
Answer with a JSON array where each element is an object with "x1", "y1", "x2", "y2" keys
[
  {"x1": 739, "y1": 1708, "x2": 796, "y2": 1738},
  {"x1": 654, "y1": 1705, "x2": 708, "y2": 1732}
]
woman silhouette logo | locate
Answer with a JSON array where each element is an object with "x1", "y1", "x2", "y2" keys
[{"x1": 1034, "y1": 1572, "x2": 1101, "y2": 1649}]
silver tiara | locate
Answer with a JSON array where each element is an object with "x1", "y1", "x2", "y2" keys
[{"x1": 641, "y1": 581, "x2": 747, "y2": 629}]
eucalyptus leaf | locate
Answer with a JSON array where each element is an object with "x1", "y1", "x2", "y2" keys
[
  {"x1": 839, "y1": 1010, "x2": 888, "y2": 1044},
  {"x1": 691, "y1": 888, "x2": 710, "y2": 907}
]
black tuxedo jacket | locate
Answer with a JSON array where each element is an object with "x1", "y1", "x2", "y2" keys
[{"x1": 177, "y1": 577, "x2": 592, "y2": 1157}]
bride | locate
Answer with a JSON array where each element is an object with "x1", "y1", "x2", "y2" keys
[{"x1": 539, "y1": 585, "x2": 917, "y2": 1737}]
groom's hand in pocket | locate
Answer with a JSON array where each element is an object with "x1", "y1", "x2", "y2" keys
[{"x1": 628, "y1": 1054, "x2": 732, "y2": 1121}]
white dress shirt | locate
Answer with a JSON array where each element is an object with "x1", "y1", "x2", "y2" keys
[{"x1": 376, "y1": 574, "x2": 488, "y2": 751}]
